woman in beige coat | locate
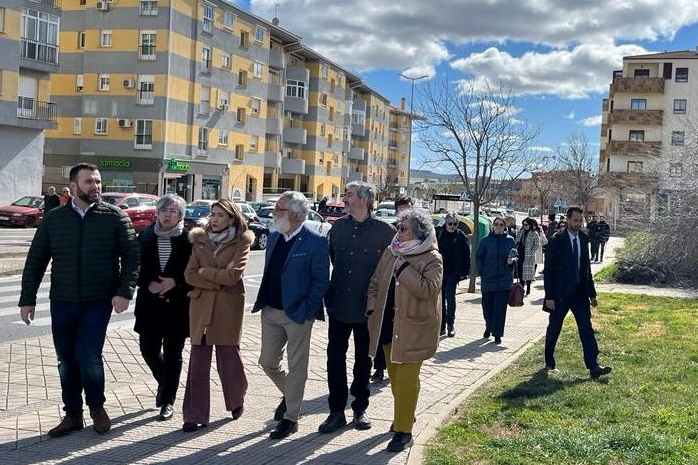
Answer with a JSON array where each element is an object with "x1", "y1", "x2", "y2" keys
[
  {"x1": 366, "y1": 208, "x2": 443, "y2": 453},
  {"x1": 181, "y1": 199, "x2": 254, "y2": 432}
]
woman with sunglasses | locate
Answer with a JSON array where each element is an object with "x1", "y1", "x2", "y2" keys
[
  {"x1": 516, "y1": 218, "x2": 541, "y2": 296},
  {"x1": 437, "y1": 213, "x2": 470, "y2": 337},
  {"x1": 366, "y1": 208, "x2": 442, "y2": 453},
  {"x1": 476, "y1": 218, "x2": 517, "y2": 344}
]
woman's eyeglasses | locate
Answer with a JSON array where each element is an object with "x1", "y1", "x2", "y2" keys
[
  {"x1": 493, "y1": 222, "x2": 505, "y2": 227},
  {"x1": 446, "y1": 221, "x2": 457, "y2": 226},
  {"x1": 397, "y1": 225, "x2": 409, "y2": 233}
]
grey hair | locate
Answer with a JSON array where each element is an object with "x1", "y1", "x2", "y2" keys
[
  {"x1": 280, "y1": 191, "x2": 310, "y2": 222},
  {"x1": 398, "y1": 208, "x2": 435, "y2": 241},
  {"x1": 345, "y1": 181, "x2": 375, "y2": 211},
  {"x1": 156, "y1": 194, "x2": 186, "y2": 217}
]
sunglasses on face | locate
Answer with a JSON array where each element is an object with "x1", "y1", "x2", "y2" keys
[
  {"x1": 446, "y1": 221, "x2": 457, "y2": 226},
  {"x1": 397, "y1": 225, "x2": 410, "y2": 233}
]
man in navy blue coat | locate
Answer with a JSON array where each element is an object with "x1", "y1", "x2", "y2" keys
[
  {"x1": 543, "y1": 206, "x2": 612, "y2": 379},
  {"x1": 253, "y1": 191, "x2": 330, "y2": 439}
]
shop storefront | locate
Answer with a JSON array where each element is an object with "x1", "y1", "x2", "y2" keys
[{"x1": 161, "y1": 158, "x2": 229, "y2": 202}]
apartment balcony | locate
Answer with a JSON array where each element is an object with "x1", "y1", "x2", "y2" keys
[
  {"x1": 345, "y1": 88, "x2": 353, "y2": 101},
  {"x1": 599, "y1": 171, "x2": 659, "y2": 188},
  {"x1": 20, "y1": 38, "x2": 59, "y2": 69},
  {"x1": 610, "y1": 77, "x2": 664, "y2": 95},
  {"x1": 605, "y1": 140, "x2": 661, "y2": 157},
  {"x1": 351, "y1": 123, "x2": 366, "y2": 137},
  {"x1": 342, "y1": 140, "x2": 351, "y2": 152},
  {"x1": 269, "y1": 49, "x2": 285, "y2": 70},
  {"x1": 31, "y1": 0, "x2": 62, "y2": 8},
  {"x1": 283, "y1": 127, "x2": 307, "y2": 145},
  {"x1": 136, "y1": 90, "x2": 155, "y2": 105},
  {"x1": 281, "y1": 158, "x2": 305, "y2": 175},
  {"x1": 348, "y1": 147, "x2": 364, "y2": 161},
  {"x1": 347, "y1": 172, "x2": 366, "y2": 182},
  {"x1": 353, "y1": 99, "x2": 366, "y2": 112},
  {"x1": 285, "y1": 96, "x2": 308, "y2": 114},
  {"x1": 16, "y1": 98, "x2": 57, "y2": 128},
  {"x1": 266, "y1": 117, "x2": 282, "y2": 135},
  {"x1": 608, "y1": 109, "x2": 663, "y2": 126},
  {"x1": 267, "y1": 83, "x2": 283, "y2": 102},
  {"x1": 264, "y1": 151, "x2": 281, "y2": 170},
  {"x1": 341, "y1": 164, "x2": 350, "y2": 178}
]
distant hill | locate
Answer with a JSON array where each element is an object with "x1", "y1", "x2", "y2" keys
[{"x1": 410, "y1": 170, "x2": 460, "y2": 182}]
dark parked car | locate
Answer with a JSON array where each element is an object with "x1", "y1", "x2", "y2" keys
[
  {"x1": 184, "y1": 204, "x2": 268, "y2": 250},
  {"x1": 317, "y1": 201, "x2": 346, "y2": 224},
  {"x1": 0, "y1": 196, "x2": 44, "y2": 227},
  {"x1": 101, "y1": 192, "x2": 159, "y2": 233}
]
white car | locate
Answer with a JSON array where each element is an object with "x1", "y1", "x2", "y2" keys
[
  {"x1": 374, "y1": 208, "x2": 397, "y2": 224},
  {"x1": 256, "y1": 206, "x2": 332, "y2": 237}
]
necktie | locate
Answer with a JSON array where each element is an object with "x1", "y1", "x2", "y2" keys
[{"x1": 572, "y1": 236, "x2": 579, "y2": 283}]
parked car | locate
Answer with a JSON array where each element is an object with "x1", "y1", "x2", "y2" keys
[
  {"x1": 0, "y1": 196, "x2": 44, "y2": 227},
  {"x1": 317, "y1": 201, "x2": 346, "y2": 224},
  {"x1": 256, "y1": 206, "x2": 332, "y2": 237},
  {"x1": 376, "y1": 201, "x2": 396, "y2": 211},
  {"x1": 248, "y1": 201, "x2": 274, "y2": 213},
  {"x1": 184, "y1": 204, "x2": 268, "y2": 250},
  {"x1": 237, "y1": 202, "x2": 261, "y2": 222},
  {"x1": 101, "y1": 192, "x2": 159, "y2": 233},
  {"x1": 374, "y1": 208, "x2": 397, "y2": 224}
]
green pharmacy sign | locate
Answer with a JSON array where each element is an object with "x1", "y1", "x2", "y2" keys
[
  {"x1": 100, "y1": 158, "x2": 131, "y2": 168},
  {"x1": 167, "y1": 158, "x2": 190, "y2": 171}
]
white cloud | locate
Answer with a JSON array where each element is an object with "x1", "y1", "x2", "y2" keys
[
  {"x1": 250, "y1": 0, "x2": 698, "y2": 74},
  {"x1": 564, "y1": 111, "x2": 575, "y2": 119},
  {"x1": 579, "y1": 115, "x2": 603, "y2": 126}
]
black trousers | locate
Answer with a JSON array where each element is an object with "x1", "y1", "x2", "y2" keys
[
  {"x1": 326, "y1": 317, "x2": 372, "y2": 414},
  {"x1": 481, "y1": 290, "x2": 509, "y2": 337},
  {"x1": 590, "y1": 240, "x2": 601, "y2": 260},
  {"x1": 139, "y1": 333, "x2": 187, "y2": 406},
  {"x1": 373, "y1": 342, "x2": 386, "y2": 371},
  {"x1": 544, "y1": 290, "x2": 599, "y2": 370}
]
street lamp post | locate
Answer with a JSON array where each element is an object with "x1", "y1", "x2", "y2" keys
[{"x1": 400, "y1": 73, "x2": 428, "y2": 196}]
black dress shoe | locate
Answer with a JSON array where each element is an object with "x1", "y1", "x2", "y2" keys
[
  {"x1": 439, "y1": 328, "x2": 447, "y2": 337},
  {"x1": 483, "y1": 331, "x2": 491, "y2": 339},
  {"x1": 274, "y1": 397, "x2": 287, "y2": 421},
  {"x1": 231, "y1": 406, "x2": 244, "y2": 420},
  {"x1": 447, "y1": 324, "x2": 455, "y2": 337},
  {"x1": 352, "y1": 411, "x2": 372, "y2": 430},
  {"x1": 182, "y1": 422, "x2": 205, "y2": 432},
  {"x1": 269, "y1": 419, "x2": 298, "y2": 440},
  {"x1": 318, "y1": 411, "x2": 347, "y2": 433},
  {"x1": 158, "y1": 404, "x2": 173, "y2": 421},
  {"x1": 370, "y1": 370, "x2": 384, "y2": 382},
  {"x1": 494, "y1": 336, "x2": 502, "y2": 344},
  {"x1": 590, "y1": 365, "x2": 612, "y2": 379},
  {"x1": 387, "y1": 432, "x2": 413, "y2": 452}
]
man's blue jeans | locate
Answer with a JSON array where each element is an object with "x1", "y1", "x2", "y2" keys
[{"x1": 50, "y1": 299, "x2": 113, "y2": 413}]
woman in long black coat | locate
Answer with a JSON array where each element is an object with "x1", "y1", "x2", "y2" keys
[{"x1": 134, "y1": 194, "x2": 192, "y2": 421}]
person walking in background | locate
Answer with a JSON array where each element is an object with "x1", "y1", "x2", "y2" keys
[
  {"x1": 587, "y1": 215, "x2": 601, "y2": 262},
  {"x1": 437, "y1": 212, "x2": 470, "y2": 337},
  {"x1": 253, "y1": 192, "x2": 330, "y2": 440},
  {"x1": 504, "y1": 215, "x2": 517, "y2": 239},
  {"x1": 516, "y1": 217, "x2": 540, "y2": 296},
  {"x1": 476, "y1": 217, "x2": 517, "y2": 344},
  {"x1": 19, "y1": 163, "x2": 140, "y2": 438},
  {"x1": 43, "y1": 186, "x2": 61, "y2": 212},
  {"x1": 545, "y1": 213, "x2": 557, "y2": 241},
  {"x1": 543, "y1": 207, "x2": 612, "y2": 379},
  {"x1": 320, "y1": 181, "x2": 395, "y2": 433},
  {"x1": 596, "y1": 215, "x2": 611, "y2": 262},
  {"x1": 535, "y1": 220, "x2": 547, "y2": 275},
  {"x1": 59, "y1": 187, "x2": 71, "y2": 205},
  {"x1": 367, "y1": 208, "x2": 442, "y2": 453},
  {"x1": 134, "y1": 194, "x2": 192, "y2": 422},
  {"x1": 182, "y1": 199, "x2": 254, "y2": 432}
]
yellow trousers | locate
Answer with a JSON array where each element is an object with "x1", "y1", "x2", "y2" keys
[{"x1": 383, "y1": 344, "x2": 422, "y2": 433}]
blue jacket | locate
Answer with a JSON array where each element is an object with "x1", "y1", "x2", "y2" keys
[
  {"x1": 476, "y1": 232, "x2": 516, "y2": 292},
  {"x1": 253, "y1": 226, "x2": 330, "y2": 324}
]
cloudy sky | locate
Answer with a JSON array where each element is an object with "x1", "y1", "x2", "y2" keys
[{"x1": 241, "y1": 0, "x2": 698, "y2": 169}]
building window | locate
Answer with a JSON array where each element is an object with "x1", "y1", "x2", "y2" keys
[
  {"x1": 139, "y1": 0, "x2": 158, "y2": 16},
  {"x1": 219, "y1": 91, "x2": 229, "y2": 108},
  {"x1": 673, "y1": 99, "x2": 687, "y2": 114},
  {"x1": 137, "y1": 75, "x2": 154, "y2": 105},
  {"x1": 77, "y1": 31, "x2": 85, "y2": 48},
  {"x1": 75, "y1": 74, "x2": 84, "y2": 91},
  {"x1": 630, "y1": 98, "x2": 646, "y2": 110},
  {"x1": 327, "y1": 133, "x2": 333, "y2": 148},
  {"x1": 671, "y1": 131, "x2": 685, "y2": 146},
  {"x1": 253, "y1": 61, "x2": 263, "y2": 78},
  {"x1": 0, "y1": 8, "x2": 5, "y2": 32},
  {"x1": 627, "y1": 161, "x2": 643, "y2": 172},
  {"x1": 236, "y1": 107, "x2": 246, "y2": 124},
  {"x1": 201, "y1": 47, "x2": 211, "y2": 73},
  {"x1": 198, "y1": 127, "x2": 209, "y2": 151},
  {"x1": 320, "y1": 123, "x2": 325, "y2": 136},
  {"x1": 629, "y1": 130, "x2": 645, "y2": 142},
  {"x1": 320, "y1": 93, "x2": 328, "y2": 107},
  {"x1": 669, "y1": 163, "x2": 683, "y2": 177},
  {"x1": 221, "y1": 53, "x2": 231, "y2": 69},
  {"x1": 21, "y1": 8, "x2": 59, "y2": 64},
  {"x1": 250, "y1": 135, "x2": 259, "y2": 150},
  {"x1": 238, "y1": 70, "x2": 247, "y2": 88},
  {"x1": 95, "y1": 117, "x2": 108, "y2": 135},
  {"x1": 329, "y1": 106, "x2": 334, "y2": 121},
  {"x1": 98, "y1": 74, "x2": 110, "y2": 91},
  {"x1": 73, "y1": 117, "x2": 82, "y2": 135},
  {"x1": 286, "y1": 79, "x2": 306, "y2": 99},
  {"x1": 676, "y1": 67, "x2": 688, "y2": 82},
  {"x1": 99, "y1": 30, "x2": 112, "y2": 47},
  {"x1": 139, "y1": 32, "x2": 157, "y2": 60},
  {"x1": 218, "y1": 130, "x2": 229, "y2": 146},
  {"x1": 202, "y1": 3, "x2": 213, "y2": 33},
  {"x1": 239, "y1": 30, "x2": 249, "y2": 48},
  {"x1": 352, "y1": 111, "x2": 365, "y2": 124},
  {"x1": 235, "y1": 144, "x2": 244, "y2": 160},
  {"x1": 223, "y1": 11, "x2": 234, "y2": 29},
  {"x1": 633, "y1": 69, "x2": 650, "y2": 78},
  {"x1": 254, "y1": 25, "x2": 265, "y2": 42},
  {"x1": 251, "y1": 98, "x2": 261, "y2": 116},
  {"x1": 200, "y1": 85, "x2": 210, "y2": 114},
  {"x1": 135, "y1": 119, "x2": 153, "y2": 149}
]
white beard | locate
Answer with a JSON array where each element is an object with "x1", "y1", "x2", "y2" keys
[{"x1": 273, "y1": 215, "x2": 291, "y2": 235}]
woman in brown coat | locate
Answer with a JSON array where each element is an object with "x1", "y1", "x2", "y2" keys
[
  {"x1": 367, "y1": 208, "x2": 443, "y2": 453},
  {"x1": 181, "y1": 199, "x2": 254, "y2": 432}
]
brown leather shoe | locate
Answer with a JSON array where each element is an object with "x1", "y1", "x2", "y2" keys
[
  {"x1": 48, "y1": 412, "x2": 83, "y2": 438},
  {"x1": 89, "y1": 407, "x2": 111, "y2": 434}
]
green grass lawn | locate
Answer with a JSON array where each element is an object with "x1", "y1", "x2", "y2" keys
[{"x1": 424, "y1": 293, "x2": 698, "y2": 465}]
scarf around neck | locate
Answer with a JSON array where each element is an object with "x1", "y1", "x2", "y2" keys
[
  {"x1": 208, "y1": 225, "x2": 237, "y2": 246},
  {"x1": 154, "y1": 220, "x2": 184, "y2": 239}
]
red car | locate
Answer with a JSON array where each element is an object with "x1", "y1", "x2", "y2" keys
[
  {"x1": 101, "y1": 192, "x2": 159, "y2": 233},
  {"x1": 0, "y1": 196, "x2": 44, "y2": 227},
  {"x1": 317, "y1": 201, "x2": 346, "y2": 224}
]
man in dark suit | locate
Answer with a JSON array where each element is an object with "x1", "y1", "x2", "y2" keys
[{"x1": 543, "y1": 206, "x2": 612, "y2": 379}]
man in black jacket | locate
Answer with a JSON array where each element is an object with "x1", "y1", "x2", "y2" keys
[
  {"x1": 19, "y1": 163, "x2": 140, "y2": 438},
  {"x1": 43, "y1": 186, "x2": 61, "y2": 211},
  {"x1": 437, "y1": 213, "x2": 470, "y2": 337},
  {"x1": 596, "y1": 215, "x2": 611, "y2": 262},
  {"x1": 543, "y1": 207, "x2": 611, "y2": 379}
]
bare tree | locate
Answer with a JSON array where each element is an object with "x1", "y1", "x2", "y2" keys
[
  {"x1": 416, "y1": 79, "x2": 539, "y2": 292},
  {"x1": 528, "y1": 156, "x2": 563, "y2": 225},
  {"x1": 556, "y1": 133, "x2": 602, "y2": 212}
]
